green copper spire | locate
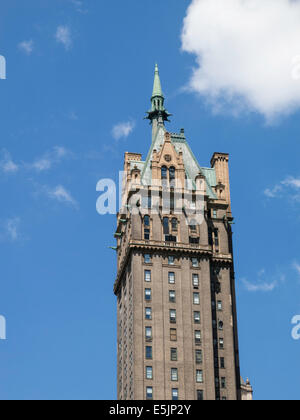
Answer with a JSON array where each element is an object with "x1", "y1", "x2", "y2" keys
[
  {"x1": 146, "y1": 64, "x2": 172, "y2": 125},
  {"x1": 152, "y1": 64, "x2": 163, "y2": 98}
]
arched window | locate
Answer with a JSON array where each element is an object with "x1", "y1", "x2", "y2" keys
[
  {"x1": 161, "y1": 166, "x2": 168, "y2": 180},
  {"x1": 162, "y1": 166, "x2": 168, "y2": 188},
  {"x1": 169, "y1": 167, "x2": 176, "y2": 187},
  {"x1": 163, "y1": 217, "x2": 169, "y2": 235},
  {"x1": 144, "y1": 216, "x2": 150, "y2": 240}
]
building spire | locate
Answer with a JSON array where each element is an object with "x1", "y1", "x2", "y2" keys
[
  {"x1": 146, "y1": 64, "x2": 172, "y2": 126},
  {"x1": 152, "y1": 64, "x2": 163, "y2": 98}
]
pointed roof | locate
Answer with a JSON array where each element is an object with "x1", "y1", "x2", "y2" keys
[
  {"x1": 152, "y1": 64, "x2": 164, "y2": 98},
  {"x1": 146, "y1": 64, "x2": 172, "y2": 124}
]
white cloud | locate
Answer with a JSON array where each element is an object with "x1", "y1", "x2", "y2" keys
[
  {"x1": 241, "y1": 269, "x2": 285, "y2": 292},
  {"x1": 181, "y1": 0, "x2": 300, "y2": 121},
  {"x1": 0, "y1": 150, "x2": 19, "y2": 174},
  {"x1": 30, "y1": 146, "x2": 69, "y2": 172},
  {"x1": 18, "y1": 40, "x2": 34, "y2": 55},
  {"x1": 69, "y1": 0, "x2": 87, "y2": 14},
  {"x1": 264, "y1": 176, "x2": 300, "y2": 201},
  {"x1": 112, "y1": 121, "x2": 135, "y2": 141},
  {"x1": 282, "y1": 177, "x2": 300, "y2": 189},
  {"x1": 47, "y1": 185, "x2": 78, "y2": 208},
  {"x1": 242, "y1": 278, "x2": 277, "y2": 292},
  {"x1": 293, "y1": 262, "x2": 300, "y2": 277},
  {"x1": 55, "y1": 25, "x2": 72, "y2": 50},
  {"x1": 4, "y1": 218, "x2": 21, "y2": 242},
  {"x1": 0, "y1": 147, "x2": 70, "y2": 174}
]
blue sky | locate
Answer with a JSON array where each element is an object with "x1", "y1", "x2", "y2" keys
[{"x1": 0, "y1": 0, "x2": 300, "y2": 400}]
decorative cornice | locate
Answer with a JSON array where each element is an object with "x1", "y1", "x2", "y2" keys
[{"x1": 113, "y1": 240, "x2": 233, "y2": 295}]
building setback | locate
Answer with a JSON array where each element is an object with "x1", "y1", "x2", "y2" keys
[{"x1": 113, "y1": 65, "x2": 253, "y2": 401}]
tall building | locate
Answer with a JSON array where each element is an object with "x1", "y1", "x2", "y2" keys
[{"x1": 113, "y1": 65, "x2": 252, "y2": 401}]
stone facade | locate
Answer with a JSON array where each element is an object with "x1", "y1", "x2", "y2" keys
[{"x1": 113, "y1": 66, "x2": 252, "y2": 401}]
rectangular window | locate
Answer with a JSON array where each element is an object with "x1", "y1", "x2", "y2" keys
[
  {"x1": 219, "y1": 338, "x2": 224, "y2": 349},
  {"x1": 145, "y1": 327, "x2": 152, "y2": 341},
  {"x1": 165, "y1": 235, "x2": 177, "y2": 243},
  {"x1": 213, "y1": 210, "x2": 217, "y2": 218},
  {"x1": 208, "y1": 228, "x2": 213, "y2": 246},
  {"x1": 145, "y1": 288, "x2": 152, "y2": 301},
  {"x1": 170, "y1": 328, "x2": 177, "y2": 342},
  {"x1": 220, "y1": 357, "x2": 225, "y2": 369},
  {"x1": 191, "y1": 258, "x2": 199, "y2": 268},
  {"x1": 146, "y1": 366, "x2": 153, "y2": 380},
  {"x1": 170, "y1": 348, "x2": 178, "y2": 361},
  {"x1": 196, "y1": 370, "x2": 203, "y2": 383},
  {"x1": 168, "y1": 256, "x2": 175, "y2": 266},
  {"x1": 144, "y1": 229, "x2": 150, "y2": 240},
  {"x1": 189, "y1": 237, "x2": 200, "y2": 245},
  {"x1": 171, "y1": 368, "x2": 178, "y2": 382},
  {"x1": 217, "y1": 301, "x2": 223, "y2": 311},
  {"x1": 171, "y1": 218, "x2": 178, "y2": 231},
  {"x1": 197, "y1": 390, "x2": 204, "y2": 401},
  {"x1": 145, "y1": 307, "x2": 152, "y2": 320},
  {"x1": 195, "y1": 349, "x2": 203, "y2": 364},
  {"x1": 221, "y1": 377, "x2": 226, "y2": 389},
  {"x1": 170, "y1": 309, "x2": 176, "y2": 324},
  {"x1": 163, "y1": 218, "x2": 170, "y2": 235},
  {"x1": 144, "y1": 270, "x2": 151, "y2": 282},
  {"x1": 144, "y1": 254, "x2": 151, "y2": 264},
  {"x1": 168, "y1": 272, "x2": 175, "y2": 284},
  {"x1": 194, "y1": 311, "x2": 201, "y2": 324},
  {"x1": 145, "y1": 346, "x2": 152, "y2": 360},
  {"x1": 193, "y1": 292, "x2": 200, "y2": 305},
  {"x1": 169, "y1": 290, "x2": 176, "y2": 303},
  {"x1": 193, "y1": 274, "x2": 199, "y2": 288},
  {"x1": 142, "y1": 195, "x2": 152, "y2": 209},
  {"x1": 146, "y1": 387, "x2": 153, "y2": 400},
  {"x1": 195, "y1": 330, "x2": 202, "y2": 345},
  {"x1": 172, "y1": 388, "x2": 179, "y2": 401},
  {"x1": 214, "y1": 229, "x2": 219, "y2": 247}
]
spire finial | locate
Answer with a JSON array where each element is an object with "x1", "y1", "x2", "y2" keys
[
  {"x1": 152, "y1": 63, "x2": 163, "y2": 99},
  {"x1": 145, "y1": 64, "x2": 172, "y2": 125}
]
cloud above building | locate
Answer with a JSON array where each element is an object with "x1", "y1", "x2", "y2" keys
[
  {"x1": 0, "y1": 150, "x2": 19, "y2": 174},
  {"x1": 0, "y1": 218, "x2": 22, "y2": 242},
  {"x1": 112, "y1": 121, "x2": 135, "y2": 141},
  {"x1": 46, "y1": 185, "x2": 78, "y2": 209},
  {"x1": 264, "y1": 176, "x2": 300, "y2": 202},
  {"x1": 55, "y1": 25, "x2": 72, "y2": 50},
  {"x1": 242, "y1": 269, "x2": 285, "y2": 293},
  {"x1": 181, "y1": 0, "x2": 300, "y2": 122},
  {"x1": 18, "y1": 40, "x2": 34, "y2": 55}
]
